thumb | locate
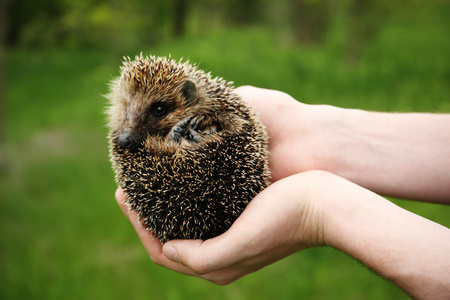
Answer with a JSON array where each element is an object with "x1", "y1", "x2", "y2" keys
[
  {"x1": 162, "y1": 240, "x2": 203, "y2": 264},
  {"x1": 162, "y1": 232, "x2": 246, "y2": 275}
]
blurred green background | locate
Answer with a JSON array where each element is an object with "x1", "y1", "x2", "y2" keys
[{"x1": 1, "y1": 0, "x2": 449, "y2": 299}]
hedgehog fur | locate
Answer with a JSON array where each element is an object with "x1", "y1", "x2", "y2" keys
[{"x1": 106, "y1": 54, "x2": 270, "y2": 243}]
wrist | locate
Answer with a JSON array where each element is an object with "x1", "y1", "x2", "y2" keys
[
  {"x1": 322, "y1": 177, "x2": 393, "y2": 251},
  {"x1": 297, "y1": 104, "x2": 353, "y2": 173},
  {"x1": 292, "y1": 170, "x2": 368, "y2": 248}
]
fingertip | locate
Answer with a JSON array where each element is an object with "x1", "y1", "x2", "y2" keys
[
  {"x1": 115, "y1": 187, "x2": 126, "y2": 202},
  {"x1": 115, "y1": 188, "x2": 131, "y2": 221},
  {"x1": 234, "y1": 85, "x2": 259, "y2": 100},
  {"x1": 162, "y1": 244, "x2": 180, "y2": 263},
  {"x1": 162, "y1": 239, "x2": 206, "y2": 268}
]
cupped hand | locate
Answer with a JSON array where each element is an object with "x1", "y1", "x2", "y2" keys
[
  {"x1": 115, "y1": 171, "x2": 335, "y2": 285},
  {"x1": 234, "y1": 86, "x2": 339, "y2": 182}
]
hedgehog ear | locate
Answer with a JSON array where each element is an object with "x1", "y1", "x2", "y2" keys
[{"x1": 181, "y1": 80, "x2": 197, "y2": 104}]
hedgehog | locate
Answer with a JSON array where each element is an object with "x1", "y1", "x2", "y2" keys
[{"x1": 106, "y1": 54, "x2": 270, "y2": 243}]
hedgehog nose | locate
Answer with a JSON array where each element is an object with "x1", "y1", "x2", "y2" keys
[{"x1": 118, "y1": 133, "x2": 136, "y2": 150}]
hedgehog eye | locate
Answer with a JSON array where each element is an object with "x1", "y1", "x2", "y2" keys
[{"x1": 150, "y1": 102, "x2": 169, "y2": 118}]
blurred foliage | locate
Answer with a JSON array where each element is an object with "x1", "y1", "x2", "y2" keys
[
  {"x1": 5, "y1": 0, "x2": 448, "y2": 51},
  {"x1": 1, "y1": 0, "x2": 449, "y2": 299}
]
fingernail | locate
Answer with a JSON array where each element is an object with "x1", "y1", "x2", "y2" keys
[{"x1": 163, "y1": 245, "x2": 179, "y2": 263}]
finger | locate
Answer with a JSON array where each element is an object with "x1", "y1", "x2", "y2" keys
[
  {"x1": 162, "y1": 212, "x2": 262, "y2": 275},
  {"x1": 115, "y1": 188, "x2": 131, "y2": 221},
  {"x1": 234, "y1": 85, "x2": 295, "y2": 144},
  {"x1": 234, "y1": 86, "x2": 272, "y2": 113},
  {"x1": 119, "y1": 196, "x2": 198, "y2": 276}
]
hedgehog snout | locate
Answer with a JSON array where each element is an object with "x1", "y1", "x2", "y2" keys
[{"x1": 118, "y1": 129, "x2": 138, "y2": 151}]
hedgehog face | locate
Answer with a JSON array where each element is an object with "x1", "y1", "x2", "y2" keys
[
  {"x1": 107, "y1": 55, "x2": 233, "y2": 154},
  {"x1": 114, "y1": 79, "x2": 198, "y2": 151}
]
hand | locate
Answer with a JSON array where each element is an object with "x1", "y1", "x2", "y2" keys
[
  {"x1": 115, "y1": 171, "x2": 336, "y2": 285},
  {"x1": 234, "y1": 86, "x2": 339, "y2": 182}
]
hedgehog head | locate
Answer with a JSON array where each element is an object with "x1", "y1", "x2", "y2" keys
[{"x1": 106, "y1": 54, "x2": 230, "y2": 152}]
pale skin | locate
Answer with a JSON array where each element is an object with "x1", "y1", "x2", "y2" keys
[{"x1": 115, "y1": 86, "x2": 450, "y2": 299}]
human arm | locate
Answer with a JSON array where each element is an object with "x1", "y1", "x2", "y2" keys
[
  {"x1": 235, "y1": 86, "x2": 450, "y2": 203},
  {"x1": 321, "y1": 173, "x2": 450, "y2": 300},
  {"x1": 115, "y1": 171, "x2": 450, "y2": 298}
]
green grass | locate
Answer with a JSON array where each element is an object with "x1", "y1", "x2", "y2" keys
[{"x1": 1, "y1": 11, "x2": 449, "y2": 300}]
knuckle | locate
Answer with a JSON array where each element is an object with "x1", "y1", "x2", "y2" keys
[
  {"x1": 149, "y1": 254, "x2": 164, "y2": 267},
  {"x1": 186, "y1": 256, "x2": 210, "y2": 275}
]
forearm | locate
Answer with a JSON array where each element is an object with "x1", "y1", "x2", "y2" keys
[
  {"x1": 321, "y1": 174, "x2": 450, "y2": 299},
  {"x1": 319, "y1": 107, "x2": 450, "y2": 202}
]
